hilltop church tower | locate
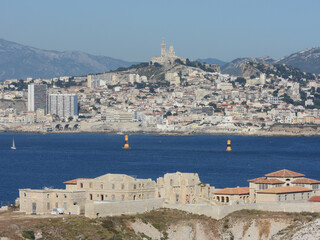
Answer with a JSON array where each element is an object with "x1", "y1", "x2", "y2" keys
[
  {"x1": 161, "y1": 37, "x2": 166, "y2": 57},
  {"x1": 151, "y1": 38, "x2": 185, "y2": 65}
]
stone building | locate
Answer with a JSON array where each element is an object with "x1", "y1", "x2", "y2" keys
[
  {"x1": 151, "y1": 38, "x2": 186, "y2": 65},
  {"x1": 65, "y1": 174, "x2": 156, "y2": 202},
  {"x1": 213, "y1": 187, "x2": 249, "y2": 205},
  {"x1": 19, "y1": 188, "x2": 86, "y2": 215},
  {"x1": 156, "y1": 172, "x2": 213, "y2": 204},
  {"x1": 249, "y1": 169, "x2": 320, "y2": 203},
  {"x1": 255, "y1": 186, "x2": 313, "y2": 203}
]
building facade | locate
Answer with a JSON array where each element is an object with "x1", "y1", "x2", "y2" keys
[
  {"x1": 249, "y1": 169, "x2": 320, "y2": 203},
  {"x1": 28, "y1": 84, "x2": 47, "y2": 113},
  {"x1": 48, "y1": 94, "x2": 78, "y2": 118},
  {"x1": 156, "y1": 172, "x2": 213, "y2": 204}
]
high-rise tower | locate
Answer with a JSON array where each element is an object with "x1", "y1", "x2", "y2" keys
[{"x1": 28, "y1": 84, "x2": 47, "y2": 114}]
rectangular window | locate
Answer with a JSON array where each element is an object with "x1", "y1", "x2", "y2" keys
[
  {"x1": 259, "y1": 184, "x2": 268, "y2": 190},
  {"x1": 55, "y1": 202, "x2": 58, "y2": 208},
  {"x1": 47, "y1": 202, "x2": 50, "y2": 210},
  {"x1": 64, "y1": 202, "x2": 67, "y2": 210}
]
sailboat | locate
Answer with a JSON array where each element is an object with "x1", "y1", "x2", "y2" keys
[{"x1": 11, "y1": 139, "x2": 16, "y2": 150}]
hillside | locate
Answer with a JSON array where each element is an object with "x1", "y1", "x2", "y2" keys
[
  {"x1": 0, "y1": 209, "x2": 319, "y2": 240},
  {"x1": 196, "y1": 58, "x2": 227, "y2": 67},
  {"x1": 221, "y1": 47, "x2": 320, "y2": 76},
  {"x1": 275, "y1": 47, "x2": 320, "y2": 74},
  {"x1": 0, "y1": 39, "x2": 134, "y2": 81},
  {"x1": 113, "y1": 59, "x2": 220, "y2": 83}
]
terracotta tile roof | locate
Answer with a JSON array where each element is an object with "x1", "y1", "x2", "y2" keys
[
  {"x1": 257, "y1": 186, "x2": 312, "y2": 194},
  {"x1": 214, "y1": 187, "x2": 249, "y2": 195},
  {"x1": 292, "y1": 178, "x2": 320, "y2": 184},
  {"x1": 309, "y1": 196, "x2": 320, "y2": 202},
  {"x1": 264, "y1": 169, "x2": 305, "y2": 178},
  {"x1": 63, "y1": 178, "x2": 92, "y2": 184},
  {"x1": 248, "y1": 177, "x2": 284, "y2": 184}
]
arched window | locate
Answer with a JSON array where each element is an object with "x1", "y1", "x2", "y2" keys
[
  {"x1": 221, "y1": 196, "x2": 225, "y2": 202},
  {"x1": 226, "y1": 197, "x2": 229, "y2": 203},
  {"x1": 121, "y1": 184, "x2": 125, "y2": 190}
]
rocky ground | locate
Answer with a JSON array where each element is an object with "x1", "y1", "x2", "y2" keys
[{"x1": 0, "y1": 208, "x2": 320, "y2": 240}]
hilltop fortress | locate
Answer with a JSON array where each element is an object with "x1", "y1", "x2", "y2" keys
[{"x1": 18, "y1": 169, "x2": 320, "y2": 219}]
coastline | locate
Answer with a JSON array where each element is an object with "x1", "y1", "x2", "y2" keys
[{"x1": 1, "y1": 128, "x2": 320, "y2": 137}]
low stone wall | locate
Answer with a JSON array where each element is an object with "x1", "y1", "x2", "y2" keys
[
  {"x1": 165, "y1": 202, "x2": 320, "y2": 220},
  {"x1": 85, "y1": 199, "x2": 164, "y2": 218},
  {"x1": 84, "y1": 199, "x2": 320, "y2": 219}
]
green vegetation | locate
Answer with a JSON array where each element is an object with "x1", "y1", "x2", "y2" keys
[
  {"x1": 250, "y1": 62, "x2": 316, "y2": 83},
  {"x1": 235, "y1": 77, "x2": 246, "y2": 86},
  {"x1": 22, "y1": 230, "x2": 35, "y2": 239}
]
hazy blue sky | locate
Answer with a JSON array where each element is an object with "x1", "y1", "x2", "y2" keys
[{"x1": 1, "y1": 0, "x2": 319, "y2": 62}]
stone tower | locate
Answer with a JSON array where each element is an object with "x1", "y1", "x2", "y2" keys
[{"x1": 161, "y1": 37, "x2": 166, "y2": 57}]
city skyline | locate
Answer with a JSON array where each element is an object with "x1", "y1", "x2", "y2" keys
[{"x1": 1, "y1": 0, "x2": 320, "y2": 62}]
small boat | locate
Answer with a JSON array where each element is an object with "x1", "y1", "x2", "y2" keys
[{"x1": 11, "y1": 139, "x2": 16, "y2": 150}]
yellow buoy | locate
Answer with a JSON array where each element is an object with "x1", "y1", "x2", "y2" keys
[
  {"x1": 123, "y1": 135, "x2": 130, "y2": 149},
  {"x1": 226, "y1": 139, "x2": 232, "y2": 152}
]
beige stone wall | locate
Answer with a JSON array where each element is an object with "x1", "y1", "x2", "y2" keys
[
  {"x1": 256, "y1": 191, "x2": 313, "y2": 203},
  {"x1": 73, "y1": 175, "x2": 157, "y2": 203},
  {"x1": 85, "y1": 199, "x2": 164, "y2": 218},
  {"x1": 214, "y1": 194, "x2": 249, "y2": 205},
  {"x1": 19, "y1": 189, "x2": 86, "y2": 215},
  {"x1": 156, "y1": 172, "x2": 211, "y2": 204},
  {"x1": 165, "y1": 202, "x2": 320, "y2": 220}
]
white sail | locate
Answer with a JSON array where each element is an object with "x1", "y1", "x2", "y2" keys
[{"x1": 11, "y1": 139, "x2": 16, "y2": 150}]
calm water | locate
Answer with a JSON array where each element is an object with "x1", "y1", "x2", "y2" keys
[{"x1": 1, "y1": 133, "x2": 320, "y2": 203}]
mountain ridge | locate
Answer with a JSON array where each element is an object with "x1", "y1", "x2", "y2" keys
[
  {"x1": 1, "y1": 38, "x2": 320, "y2": 81},
  {"x1": 0, "y1": 38, "x2": 135, "y2": 81},
  {"x1": 221, "y1": 47, "x2": 320, "y2": 76}
]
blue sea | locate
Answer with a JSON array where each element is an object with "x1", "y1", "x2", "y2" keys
[{"x1": 1, "y1": 133, "x2": 320, "y2": 203}]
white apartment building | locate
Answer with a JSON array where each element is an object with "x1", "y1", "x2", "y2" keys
[
  {"x1": 28, "y1": 84, "x2": 47, "y2": 113},
  {"x1": 48, "y1": 94, "x2": 78, "y2": 118}
]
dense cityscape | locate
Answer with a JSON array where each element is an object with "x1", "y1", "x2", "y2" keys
[
  {"x1": 2, "y1": 0, "x2": 320, "y2": 239},
  {"x1": 0, "y1": 39, "x2": 320, "y2": 135}
]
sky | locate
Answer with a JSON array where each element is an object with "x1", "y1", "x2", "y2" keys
[{"x1": 1, "y1": 0, "x2": 320, "y2": 62}]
